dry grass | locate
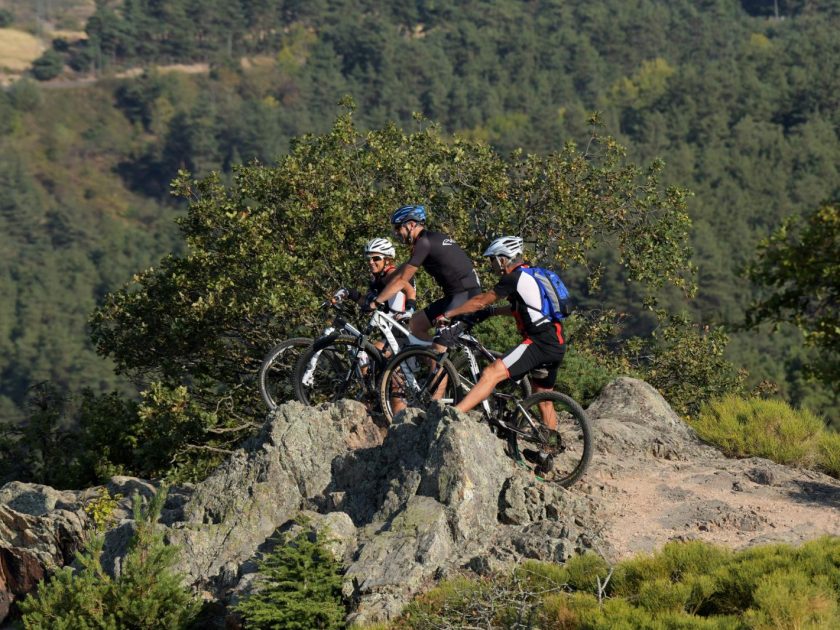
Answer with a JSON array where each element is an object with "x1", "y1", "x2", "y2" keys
[{"x1": 0, "y1": 27, "x2": 45, "y2": 71}]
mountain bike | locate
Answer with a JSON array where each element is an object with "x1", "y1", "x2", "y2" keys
[
  {"x1": 292, "y1": 298, "x2": 417, "y2": 407},
  {"x1": 258, "y1": 298, "x2": 350, "y2": 410},
  {"x1": 292, "y1": 298, "x2": 527, "y2": 411},
  {"x1": 378, "y1": 321, "x2": 592, "y2": 487}
]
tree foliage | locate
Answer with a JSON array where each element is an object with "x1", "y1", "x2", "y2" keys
[
  {"x1": 748, "y1": 203, "x2": 840, "y2": 386},
  {"x1": 30, "y1": 50, "x2": 64, "y2": 81},
  {"x1": 89, "y1": 108, "x2": 695, "y2": 476},
  {"x1": 0, "y1": 382, "x2": 142, "y2": 489},
  {"x1": 234, "y1": 525, "x2": 346, "y2": 630},
  {"x1": 18, "y1": 488, "x2": 199, "y2": 629}
]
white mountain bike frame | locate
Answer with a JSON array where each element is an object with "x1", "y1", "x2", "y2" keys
[{"x1": 302, "y1": 301, "x2": 484, "y2": 403}]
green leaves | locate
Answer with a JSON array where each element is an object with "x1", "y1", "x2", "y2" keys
[{"x1": 748, "y1": 203, "x2": 840, "y2": 385}]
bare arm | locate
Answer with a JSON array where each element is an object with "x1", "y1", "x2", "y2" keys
[
  {"x1": 376, "y1": 263, "x2": 418, "y2": 304},
  {"x1": 383, "y1": 267, "x2": 416, "y2": 301},
  {"x1": 444, "y1": 290, "x2": 499, "y2": 318}
]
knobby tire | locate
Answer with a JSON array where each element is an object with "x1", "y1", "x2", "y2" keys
[
  {"x1": 293, "y1": 335, "x2": 385, "y2": 408},
  {"x1": 259, "y1": 337, "x2": 314, "y2": 411},
  {"x1": 379, "y1": 346, "x2": 461, "y2": 423},
  {"x1": 508, "y1": 391, "x2": 592, "y2": 487}
]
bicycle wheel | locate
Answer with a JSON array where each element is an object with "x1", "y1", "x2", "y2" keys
[
  {"x1": 507, "y1": 391, "x2": 592, "y2": 487},
  {"x1": 259, "y1": 337, "x2": 314, "y2": 411},
  {"x1": 379, "y1": 346, "x2": 461, "y2": 423},
  {"x1": 293, "y1": 335, "x2": 385, "y2": 407}
]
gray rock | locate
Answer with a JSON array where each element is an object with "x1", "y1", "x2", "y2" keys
[
  {"x1": 0, "y1": 500, "x2": 89, "y2": 620},
  {"x1": 3, "y1": 376, "x2": 838, "y2": 628},
  {"x1": 0, "y1": 482, "x2": 80, "y2": 517},
  {"x1": 166, "y1": 400, "x2": 382, "y2": 590}
]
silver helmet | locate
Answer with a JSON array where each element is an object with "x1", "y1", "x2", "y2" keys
[
  {"x1": 364, "y1": 237, "x2": 396, "y2": 258},
  {"x1": 483, "y1": 236, "x2": 524, "y2": 259}
]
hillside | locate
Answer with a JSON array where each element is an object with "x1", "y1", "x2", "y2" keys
[
  {"x1": 1, "y1": 1, "x2": 839, "y2": 425},
  {"x1": 1, "y1": 379, "x2": 837, "y2": 625}
]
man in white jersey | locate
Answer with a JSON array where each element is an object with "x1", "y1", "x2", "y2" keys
[{"x1": 439, "y1": 236, "x2": 566, "y2": 426}]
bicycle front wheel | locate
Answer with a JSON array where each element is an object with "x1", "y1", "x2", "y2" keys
[
  {"x1": 379, "y1": 346, "x2": 461, "y2": 423},
  {"x1": 293, "y1": 335, "x2": 384, "y2": 407},
  {"x1": 508, "y1": 391, "x2": 592, "y2": 487},
  {"x1": 259, "y1": 337, "x2": 314, "y2": 411}
]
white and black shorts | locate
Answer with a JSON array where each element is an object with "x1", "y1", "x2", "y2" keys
[{"x1": 501, "y1": 323, "x2": 566, "y2": 387}]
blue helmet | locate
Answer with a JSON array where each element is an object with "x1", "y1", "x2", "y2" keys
[{"x1": 390, "y1": 204, "x2": 427, "y2": 226}]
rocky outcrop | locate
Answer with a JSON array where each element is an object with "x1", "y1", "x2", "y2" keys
[
  {"x1": 2, "y1": 377, "x2": 839, "y2": 626},
  {"x1": 0, "y1": 484, "x2": 93, "y2": 621}
]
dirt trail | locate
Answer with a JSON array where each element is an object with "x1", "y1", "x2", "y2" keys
[
  {"x1": 582, "y1": 378, "x2": 840, "y2": 562},
  {"x1": 590, "y1": 458, "x2": 839, "y2": 561}
]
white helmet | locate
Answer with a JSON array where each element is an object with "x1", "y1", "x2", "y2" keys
[
  {"x1": 364, "y1": 237, "x2": 396, "y2": 258},
  {"x1": 483, "y1": 236, "x2": 524, "y2": 259}
]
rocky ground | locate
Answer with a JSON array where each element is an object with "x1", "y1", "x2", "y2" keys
[{"x1": 2, "y1": 377, "x2": 838, "y2": 626}]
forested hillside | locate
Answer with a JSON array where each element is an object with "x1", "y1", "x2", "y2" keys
[{"x1": 1, "y1": 0, "x2": 838, "y2": 428}]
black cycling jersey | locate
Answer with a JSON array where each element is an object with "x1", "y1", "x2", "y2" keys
[{"x1": 407, "y1": 229, "x2": 480, "y2": 295}]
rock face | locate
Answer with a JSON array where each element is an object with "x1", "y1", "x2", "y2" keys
[
  {"x1": 0, "y1": 484, "x2": 93, "y2": 622},
  {"x1": 2, "y1": 377, "x2": 839, "y2": 626}
]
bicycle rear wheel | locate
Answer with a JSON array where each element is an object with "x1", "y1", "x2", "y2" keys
[
  {"x1": 507, "y1": 391, "x2": 592, "y2": 487},
  {"x1": 379, "y1": 346, "x2": 461, "y2": 423},
  {"x1": 259, "y1": 337, "x2": 314, "y2": 411},
  {"x1": 293, "y1": 335, "x2": 384, "y2": 407}
]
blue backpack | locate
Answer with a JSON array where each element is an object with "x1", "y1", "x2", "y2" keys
[{"x1": 520, "y1": 266, "x2": 571, "y2": 322}]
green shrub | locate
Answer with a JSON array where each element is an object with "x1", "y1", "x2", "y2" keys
[
  {"x1": 7, "y1": 78, "x2": 42, "y2": 111},
  {"x1": 745, "y1": 570, "x2": 838, "y2": 629},
  {"x1": 627, "y1": 313, "x2": 745, "y2": 418},
  {"x1": 234, "y1": 526, "x2": 346, "y2": 630},
  {"x1": 19, "y1": 488, "x2": 199, "y2": 629},
  {"x1": 31, "y1": 50, "x2": 64, "y2": 81},
  {"x1": 689, "y1": 394, "x2": 838, "y2": 477},
  {"x1": 385, "y1": 539, "x2": 840, "y2": 629},
  {"x1": 817, "y1": 431, "x2": 840, "y2": 478}
]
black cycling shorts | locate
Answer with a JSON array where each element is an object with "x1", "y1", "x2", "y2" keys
[
  {"x1": 423, "y1": 288, "x2": 482, "y2": 322},
  {"x1": 501, "y1": 324, "x2": 566, "y2": 387}
]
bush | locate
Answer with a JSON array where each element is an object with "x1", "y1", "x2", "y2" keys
[
  {"x1": 31, "y1": 50, "x2": 64, "y2": 81},
  {"x1": 234, "y1": 525, "x2": 346, "y2": 629},
  {"x1": 18, "y1": 488, "x2": 199, "y2": 629},
  {"x1": 689, "y1": 394, "x2": 839, "y2": 477},
  {"x1": 0, "y1": 8, "x2": 12, "y2": 27},
  {"x1": 8, "y1": 78, "x2": 42, "y2": 111},
  {"x1": 626, "y1": 312, "x2": 745, "y2": 418},
  {"x1": 383, "y1": 538, "x2": 840, "y2": 629}
]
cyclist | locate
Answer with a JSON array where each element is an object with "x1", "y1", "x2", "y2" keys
[
  {"x1": 370, "y1": 205, "x2": 481, "y2": 343},
  {"x1": 336, "y1": 237, "x2": 416, "y2": 317},
  {"x1": 440, "y1": 236, "x2": 566, "y2": 432}
]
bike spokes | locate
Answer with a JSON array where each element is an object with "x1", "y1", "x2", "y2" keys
[{"x1": 508, "y1": 392, "x2": 592, "y2": 487}]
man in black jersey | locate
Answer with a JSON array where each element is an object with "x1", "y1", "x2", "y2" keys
[
  {"x1": 442, "y1": 236, "x2": 566, "y2": 430},
  {"x1": 371, "y1": 205, "x2": 481, "y2": 343}
]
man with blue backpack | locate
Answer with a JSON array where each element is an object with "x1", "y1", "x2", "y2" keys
[{"x1": 439, "y1": 236, "x2": 570, "y2": 427}]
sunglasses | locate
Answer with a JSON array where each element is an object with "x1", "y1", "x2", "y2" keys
[{"x1": 367, "y1": 256, "x2": 384, "y2": 262}]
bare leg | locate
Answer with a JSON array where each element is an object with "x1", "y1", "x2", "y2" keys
[
  {"x1": 375, "y1": 340, "x2": 406, "y2": 416},
  {"x1": 455, "y1": 360, "x2": 508, "y2": 413},
  {"x1": 410, "y1": 309, "x2": 449, "y2": 397},
  {"x1": 533, "y1": 384, "x2": 558, "y2": 430}
]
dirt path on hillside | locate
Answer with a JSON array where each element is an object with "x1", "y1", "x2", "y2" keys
[
  {"x1": 578, "y1": 377, "x2": 840, "y2": 562},
  {"x1": 586, "y1": 453, "x2": 839, "y2": 561}
]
